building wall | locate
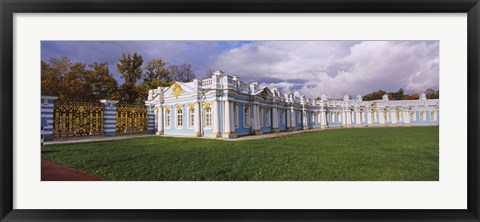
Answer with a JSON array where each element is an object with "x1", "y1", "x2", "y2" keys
[{"x1": 145, "y1": 71, "x2": 439, "y2": 139}]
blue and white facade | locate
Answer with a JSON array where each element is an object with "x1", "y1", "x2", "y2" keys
[{"x1": 145, "y1": 71, "x2": 439, "y2": 139}]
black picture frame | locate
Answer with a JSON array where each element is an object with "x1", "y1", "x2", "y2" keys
[{"x1": 1, "y1": 0, "x2": 479, "y2": 221}]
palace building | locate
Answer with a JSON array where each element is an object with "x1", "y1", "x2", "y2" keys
[{"x1": 145, "y1": 71, "x2": 439, "y2": 138}]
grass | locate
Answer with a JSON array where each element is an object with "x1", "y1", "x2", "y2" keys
[{"x1": 41, "y1": 126, "x2": 439, "y2": 181}]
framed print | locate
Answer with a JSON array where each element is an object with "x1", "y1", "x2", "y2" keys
[{"x1": 1, "y1": 0, "x2": 479, "y2": 221}]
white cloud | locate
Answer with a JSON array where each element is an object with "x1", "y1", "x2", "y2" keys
[{"x1": 214, "y1": 41, "x2": 439, "y2": 98}]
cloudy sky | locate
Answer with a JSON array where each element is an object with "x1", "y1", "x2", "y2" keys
[{"x1": 41, "y1": 40, "x2": 439, "y2": 99}]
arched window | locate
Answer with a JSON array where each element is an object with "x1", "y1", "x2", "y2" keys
[
  {"x1": 430, "y1": 111, "x2": 436, "y2": 121},
  {"x1": 165, "y1": 108, "x2": 171, "y2": 128},
  {"x1": 204, "y1": 107, "x2": 212, "y2": 127},
  {"x1": 176, "y1": 108, "x2": 184, "y2": 128},
  {"x1": 188, "y1": 107, "x2": 194, "y2": 128},
  {"x1": 410, "y1": 111, "x2": 417, "y2": 121},
  {"x1": 420, "y1": 111, "x2": 426, "y2": 121},
  {"x1": 234, "y1": 104, "x2": 239, "y2": 128},
  {"x1": 243, "y1": 105, "x2": 251, "y2": 127}
]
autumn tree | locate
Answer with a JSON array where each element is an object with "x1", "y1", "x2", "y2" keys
[
  {"x1": 85, "y1": 63, "x2": 119, "y2": 100},
  {"x1": 60, "y1": 62, "x2": 91, "y2": 100},
  {"x1": 137, "y1": 58, "x2": 174, "y2": 101},
  {"x1": 117, "y1": 52, "x2": 143, "y2": 103},
  {"x1": 170, "y1": 63, "x2": 196, "y2": 82},
  {"x1": 405, "y1": 94, "x2": 420, "y2": 100},
  {"x1": 41, "y1": 60, "x2": 61, "y2": 96}
]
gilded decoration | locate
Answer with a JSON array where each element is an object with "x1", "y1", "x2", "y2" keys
[
  {"x1": 260, "y1": 89, "x2": 268, "y2": 100},
  {"x1": 203, "y1": 102, "x2": 211, "y2": 109},
  {"x1": 173, "y1": 83, "x2": 183, "y2": 99},
  {"x1": 53, "y1": 99, "x2": 104, "y2": 137},
  {"x1": 175, "y1": 104, "x2": 183, "y2": 110},
  {"x1": 116, "y1": 103, "x2": 148, "y2": 134}
]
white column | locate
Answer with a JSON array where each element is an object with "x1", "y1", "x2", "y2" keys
[
  {"x1": 346, "y1": 110, "x2": 351, "y2": 126},
  {"x1": 321, "y1": 110, "x2": 326, "y2": 128},
  {"x1": 286, "y1": 109, "x2": 291, "y2": 129},
  {"x1": 224, "y1": 100, "x2": 231, "y2": 134},
  {"x1": 355, "y1": 109, "x2": 361, "y2": 126},
  {"x1": 194, "y1": 102, "x2": 201, "y2": 136},
  {"x1": 213, "y1": 100, "x2": 221, "y2": 137},
  {"x1": 302, "y1": 109, "x2": 307, "y2": 129},
  {"x1": 291, "y1": 108, "x2": 296, "y2": 129},
  {"x1": 156, "y1": 106, "x2": 164, "y2": 135},
  {"x1": 342, "y1": 110, "x2": 346, "y2": 125},
  {"x1": 367, "y1": 110, "x2": 372, "y2": 125}
]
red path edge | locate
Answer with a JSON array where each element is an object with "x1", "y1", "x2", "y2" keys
[{"x1": 41, "y1": 158, "x2": 105, "y2": 181}]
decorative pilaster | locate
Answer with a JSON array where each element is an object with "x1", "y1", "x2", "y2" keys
[
  {"x1": 41, "y1": 96, "x2": 58, "y2": 141},
  {"x1": 100, "y1": 100, "x2": 119, "y2": 136},
  {"x1": 213, "y1": 100, "x2": 221, "y2": 137},
  {"x1": 355, "y1": 109, "x2": 361, "y2": 126},
  {"x1": 253, "y1": 104, "x2": 262, "y2": 135},
  {"x1": 321, "y1": 110, "x2": 326, "y2": 128},
  {"x1": 194, "y1": 102, "x2": 201, "y2": 136},
  {"x1": 272, "y1": 107, "x2": 279, "y2": 132},
  {"x1": 223, "y1": 100, "x2": 237, "y2": 138},
  {"x1": 156, "y1": 105, "x2": 164, "y2": 135},
  {"x1": 290, "y1": 107, "x2": 296, "y2": 130},
  {"x1": 302, "y1": 109, "x2": 308, "y2": 130}
]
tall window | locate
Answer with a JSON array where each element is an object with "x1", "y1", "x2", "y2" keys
[
  {"x1": 204, "y1": 107, "x2": 212, "y2": 127},
  {"x1": 360, "y1": 110, "x2": 364, "y2": 122},
  {"x1": 430, "y1": 111, "x2": 436, "y2": 121},
  {"x1": 372, "y1": 111, "x2": 377, "y2": 122},
  {"x1": 234, "y1": 104, "x2": 239, "y2": 128},
  {"x1": 176, "y1": 108, "x2": 184, "y2": 128},
  {"x1": 337, "y1": 112, "x2": 342, "y2": 122},
  {"x1": 282, "y1": 110, "x2": 286, "y2": 125},
  {"x1": 297, "y1": 111, "x2": 301, "y2": 123},
  {"x1": 317, "y1": 113, "x2": 321, "y2": 123},
  {"x1": 331, "y1": 113, "x2": 335, "y2": 122},
  {"x1": 410, "y1": 111, "x2": 417, "y2": 121},
  {"x1": 188, "y1": 107, "x2": 195, "y2": 128},
  {"x1": 265, "y1": 108, "x2": 271, "y2": 126},
  {"x1": 384, "y1": 110, "x2": 390, "y2": 122},
  {"x1": 243, "y1": 105, "x2": 250, "y2": 127},
  {"x1": 165, "y1": 109, "x2": 171, "y2": 127},
  {"x1": 420, "y1": 111, "x2": 426, "y2": 121},
  {"x1": 397, "y1": 111, "x2": 402, "y2": 121}
]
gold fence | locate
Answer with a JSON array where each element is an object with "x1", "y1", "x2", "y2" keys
[
  {"x1": 53, "y1": 100, "x2": 104, "y2": 137},
  {"x1": 116, "y1": 103, "x2": 148, "y2": 134}
]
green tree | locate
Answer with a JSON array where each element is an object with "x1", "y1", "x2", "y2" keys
[
  {"x1": 117, "y1": 52, "x2": 143, "y2": 103},
  {"x1": 388, "y1": 88, "x2": 406, "y2": 100},
  {"x1": 425, "y1": 88, "x2": 439, "y2": 99},
  {"x1": 363, "y1": 90, "x2": 387, "y2": 101},
  {"x1": 85, "y1": 63, "x2": 119, "y2": 100}
]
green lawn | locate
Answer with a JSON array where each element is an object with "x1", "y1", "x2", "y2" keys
[{"x1": 41, "y1": 126, "x2": 439, "y2": 181}]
